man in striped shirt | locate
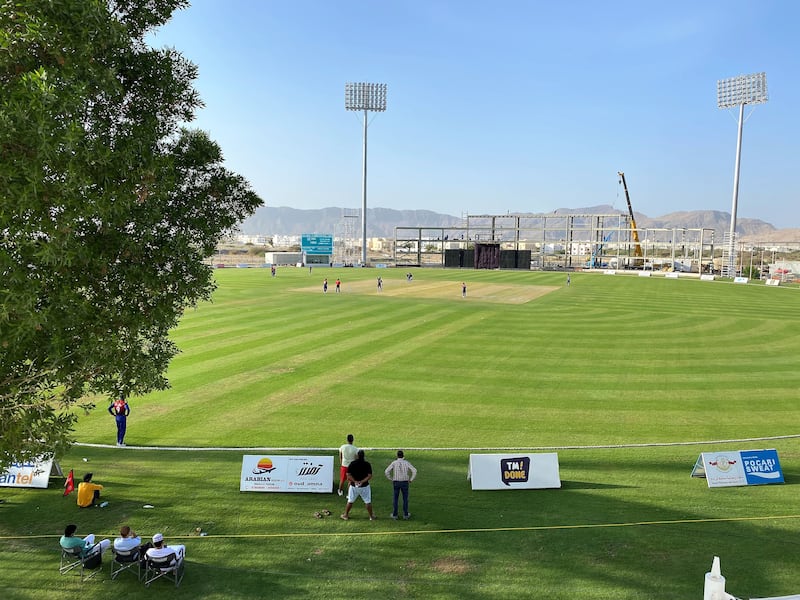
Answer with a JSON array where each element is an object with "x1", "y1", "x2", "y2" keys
[{"x1": 384, "y1": 450, "x2": 417, "y2": 520}]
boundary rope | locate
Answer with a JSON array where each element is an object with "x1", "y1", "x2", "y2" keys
[
  {"x1": 73, "y1": 433, "x2": 800, "y2": 453},
  {"x1": 5, "y1": 514, "x2": 800, "y2": 541}
]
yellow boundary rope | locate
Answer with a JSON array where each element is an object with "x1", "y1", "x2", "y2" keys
[{"x1": 7, "y1": 514, "x2": 800, "y2": 541}]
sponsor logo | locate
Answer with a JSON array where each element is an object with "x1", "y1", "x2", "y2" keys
[
  {"x1": 295, "y1": 461, "x2": 324, "y2": 477},
  {"x1": 501, "y1": 457, "x2": 530, "y2": 486},
  {"x1": 708, "y1": 455, "x2": 737, "y2": 472},
  {"x1": 742, "y1": 451, "x2": 783, "y2": 481},
  {"x1": 253, "y1": 457, "x2": 276, "y2": 475}
]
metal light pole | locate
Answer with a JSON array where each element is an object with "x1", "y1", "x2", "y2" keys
[
  {"x1": 345, "y1": 82, "x2": 387, "y2": 266},
  {"x1": 716, "y1": 72, "x2": 768, "y2": 277}
]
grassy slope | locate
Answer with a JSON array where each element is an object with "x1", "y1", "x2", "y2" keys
[{"x1": 1, "y1": 268, "x2": 798, "y2": 599}]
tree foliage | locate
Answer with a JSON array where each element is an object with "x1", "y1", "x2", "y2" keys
[{"x1": 0, "y1": 0, "x2": 263, "y2": 468}]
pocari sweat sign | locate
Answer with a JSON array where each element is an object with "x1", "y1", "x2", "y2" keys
[
  {"x1": 740, "y1": 449, "x2": 784, "y2": 485},
  {"x1": 694, "y1": 449, "x2": 784, "y2": 488}
]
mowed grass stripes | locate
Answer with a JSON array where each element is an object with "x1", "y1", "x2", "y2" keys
[
  {"x1": 72, "y1": 268, "x2": 800, "y2": 448},
  {"x1": 2, "y1": 268, "x2": 799, "y2": 600}
]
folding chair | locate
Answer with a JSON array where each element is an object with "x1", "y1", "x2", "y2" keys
[
  {"x1": 143, "y1": 552, "x2": 184, "y2": 588},
  {"x1": 110, "y1": 546, "x2": 141, "y2": 581},
  {"x1": 59, "y1": 545, "x2": 102, "y2": 581}
]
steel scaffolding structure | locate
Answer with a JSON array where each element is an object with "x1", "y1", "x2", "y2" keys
[
  {"x1": 394, "y1": 212, "x2": 716, "y2": 273},
  {"x1": 334, "y1": 209, "x2": 359, "y2": 266}
]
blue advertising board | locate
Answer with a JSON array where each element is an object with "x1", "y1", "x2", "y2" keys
[
  {"x1": 741, "y1": 449, "x2": 784, "y2": 485},
  {"x1": 301, "y1": 234, "x2": 333, "y2": 255}
]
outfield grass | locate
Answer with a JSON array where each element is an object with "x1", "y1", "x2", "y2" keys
[{"x1": 1, "y1": 267, "x2": 798, "y2": 599}]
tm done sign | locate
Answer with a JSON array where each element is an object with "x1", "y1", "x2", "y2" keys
[{"x1": 468, "y1": 453, "x2": 561, "y2": 491}]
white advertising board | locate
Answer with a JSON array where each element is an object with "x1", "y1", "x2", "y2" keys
[
  {"x1": 468, "y1": 453, "x2": 561, "y2": 491},
  {"x1": 692, "y1": 449, "x2": 784, "y2": 488},
  {"x1": 240, "y1": 455, "x2": 333, "y2": 493},
  {"x1": 0, "y1": 457, "x2": 55, "y2": 489}
]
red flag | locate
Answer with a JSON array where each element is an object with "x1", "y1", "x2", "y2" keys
[{"x1": 63, "y1": 469, "x2": 75, "y2": 497}]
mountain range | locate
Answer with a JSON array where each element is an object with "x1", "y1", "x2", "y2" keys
[{"x1": 239, "y1": 205, "x2": 799, "y2": 243}]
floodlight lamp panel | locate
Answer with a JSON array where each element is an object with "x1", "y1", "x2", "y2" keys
[
  {"x1": 344, "y1": 81, "x2": 388, "y2": 112},
  {"x1": 716, "y1": 72, "x2": 768, "y2": 109}
]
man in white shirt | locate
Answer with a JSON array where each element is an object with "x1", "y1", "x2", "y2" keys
[
  {"x1": 338, "y1": 434, "x2": 359, "y2": 496},
  {"x1": 146, "y1": 533, "x2": 185, "y2": 565},
  {"x1": 113, "y1": 525, "x2": 142, "y2": 552}
]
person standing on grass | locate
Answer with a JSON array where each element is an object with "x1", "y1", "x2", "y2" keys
[
  {"x1": 335, "y1": 278, "x2": 341, "y2": 293},
  {"x1": 377, "y1": 276, "x2": 383, "y2": 292},
  {"x1": 462, "y1": 282, "x2": 467, "y2": 298},
  {"x1": 323, "y1": 278, "x2": 328, "y2": 294},
  {"x1": 338, "y1": 434, "x2": 359, "y2": 496},
  {"x1": 341, "y1": 449, "x2": 376, "y2": 521},
  {"x1": 108, "y1": 395, "x2": 130, "y2": 446},
  {"x1": 384, "y1": 450, "x2": 417, "y2": 520}
]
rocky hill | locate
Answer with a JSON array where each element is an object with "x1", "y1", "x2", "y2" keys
[
  {"x1": 239, "y1": 205, "x2": 797, "y2": 242},
  {"x1": 239, "y1": 206, "x2": 462, "y2": 238}
]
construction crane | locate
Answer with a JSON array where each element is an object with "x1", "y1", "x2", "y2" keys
[{"x1": 617, "y1": 171, "x2": 643, "y2": 262}]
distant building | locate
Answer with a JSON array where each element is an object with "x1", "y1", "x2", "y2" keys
[
  {"x1": 265, "y1": 252, "x2": 303, "y2": 266},
  {"x1": 272, "y1": 234, "x2": 301, "y2": 247}
]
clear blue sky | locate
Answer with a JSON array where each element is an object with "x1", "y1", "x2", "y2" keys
[{"x1": 148, "y1": 1, "x2": 800, "y2": 228}]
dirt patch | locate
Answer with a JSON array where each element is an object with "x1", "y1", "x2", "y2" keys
[
  {"x1": 292, "y1": 280, "x2": 558, "y2": 304},
  {"x1": 431, "y1": 557, "x2": 472, "y2": 575}
]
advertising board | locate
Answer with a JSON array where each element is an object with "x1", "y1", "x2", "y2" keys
[
  {"x1": 468, "y1": 453, "x2": 561, "y2": 491},
  {"x1": 692, "y1": 449, "x2": 784, "y2": 488},
  {"x1": 0, "y1": 457, "x2": 56, "y2": 489},
  {"x1": 240, "y1": 455, "x2": 333, "y2": 493}
]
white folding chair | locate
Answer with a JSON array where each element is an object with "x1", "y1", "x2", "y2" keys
[
  {"x1": 144, "y1": 552, "x2": 184, "y2": 587},
  {"x1": 110, "y1": 546, "x2": 142, "y2": 581},
  {"x1": 59, "y1": 545, "x2": 102, "y2": 581}
]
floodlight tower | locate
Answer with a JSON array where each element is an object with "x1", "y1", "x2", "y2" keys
[
  {"x1": 345, "y1": 82, "x2": 387, "y2": 266},
  {"x1": 716, "y1": 72, "x2": 768, "y2": 277}
]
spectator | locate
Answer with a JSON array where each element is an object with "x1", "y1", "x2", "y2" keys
[
  {"x1": 77, "y1": 472, "x2": 104, "y2": 508},
  {"x1": 113, "y1": 525, "x2": 151, "y2": 553},
  {"x1": 146, "y1": 533, "x2": 185, "y2": 565},
  {"x1": 338, "y1": 434, "x2": 359, "y2": 497},
  {"x1": 384, "y1": 450, "x2": 418, "y2": 520},
  {"x1": 341, "y1": 449, "x2": 376, "y2": 521},
  {"x1": 60, "y1": 523, "x2": 110, "y2": 557}
]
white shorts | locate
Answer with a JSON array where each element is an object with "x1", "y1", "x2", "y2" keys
[{"x1": 347, "y1": 484, "x2": 372, "y2": 504}]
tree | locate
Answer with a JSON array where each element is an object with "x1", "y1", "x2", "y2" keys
[{"x1": 0, "y1": 0, "x2": 263, "y2": 469}]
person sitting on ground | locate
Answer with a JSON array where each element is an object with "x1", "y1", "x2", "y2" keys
[
  {"x1": 60, "y1": 523, "x2": 111, "y2": 558},
  {"x1": 145, "y1": 533, "x2": 185, "y2": 565},
  {"x1": 76, "y1": 472, "x2": 104, "y2": 508}
]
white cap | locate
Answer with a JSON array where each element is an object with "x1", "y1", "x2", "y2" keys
[{"x1": 152, "y1": 533, "x2": 164, "y2": 544}]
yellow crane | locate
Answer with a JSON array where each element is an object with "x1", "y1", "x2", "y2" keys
[{"x1": 617, "y1": 171, "x2": 643, "y2": 261}]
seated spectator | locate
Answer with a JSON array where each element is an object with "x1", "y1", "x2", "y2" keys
[
  {"x1": 59, "y1": 524, "x2": 110, "y2": 558},
  {"x1": 146, "y1": 533, "x2": 185, "y2": 565},
  {"x1": 76, "y1": 472, "x2": 104, "y2": 508},
  {"x1": 114, "y1": 525, "x2": 150, "y2": 553}
]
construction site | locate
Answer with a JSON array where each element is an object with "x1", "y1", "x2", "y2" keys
[
  {"x1": 391, "y1": 173, "x2": 797, "y2": 280},
  {"x1": 392, "y1": 173, "x2": 716, "y2": 273}
]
